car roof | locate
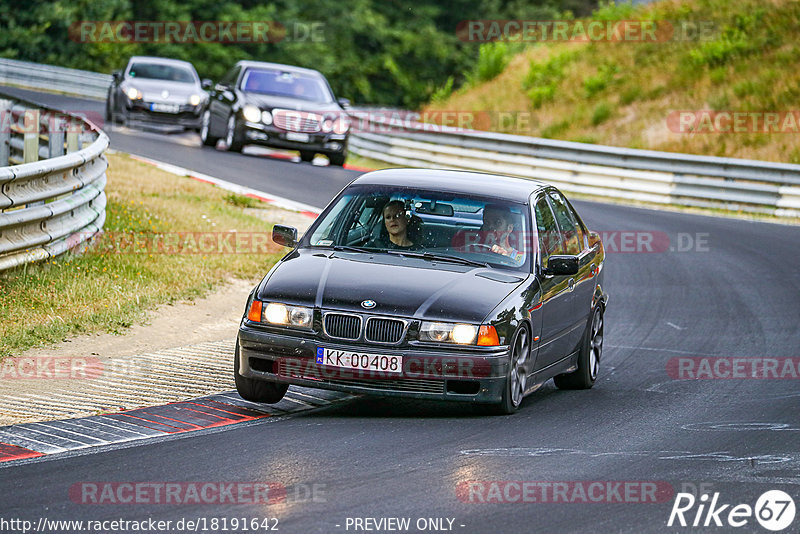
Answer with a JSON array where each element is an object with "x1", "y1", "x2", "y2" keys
[
  {"x1": 350, "y1": 169, "x2": 549, "y2": 203},
  {"x1": 234, "y1": 60, "x2": 324, "y2": 77},
  {"x1": 127, "y1": 56, "x2": 196, "y2": 69}
]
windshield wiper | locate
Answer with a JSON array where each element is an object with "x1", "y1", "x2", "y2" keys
[
  {"x1": 385, "y1": 250, "x2": 489, "y2": 268},
  {"x1": 331, "y1": 245, "x2": 374, "y2": 254}
]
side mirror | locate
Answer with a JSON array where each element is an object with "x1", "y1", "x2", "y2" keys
[
  {"x1": 112, "y1": 70, "x2": 122, "y2": 83},
  {"x1": 337, "y1": 97, "x2": 351, "y2": 109},
  {"x1": 272, "y1": 225, "x2": 298, "y2": 248},
  {"x1": 201, "y1": 78, "x2": 212, "y2": 90},
  {"x1": 543, "y1": 255, "x2": 579, "y2": 276}
]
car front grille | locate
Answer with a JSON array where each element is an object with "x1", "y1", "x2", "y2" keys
[
  {"x1": 365, "y1": 318, "x2": 406, "y2": 344},
  {"x1": 273, "y1": 109, "x2": 322, "y2": 133},
  {"x1": 323, "y1": 313, "x2": 362, "y2": 340}
]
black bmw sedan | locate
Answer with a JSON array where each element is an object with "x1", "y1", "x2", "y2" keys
[
  {"x1": 105, "y1": 56, "x2": 210, "y2": 129},
  {"x1": 201, "y1": 61, "x2": 350, "y2": 165},
  {"x1": 237, "y1": 169, "x2": 607, "y2": 413}
]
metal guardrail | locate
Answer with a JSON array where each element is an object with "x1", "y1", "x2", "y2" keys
[
  {"x1": 0, "y1": 58, "x2": 111, "y2": 100},
  {"x1": 0, "y1": 91, "x2": 108, "y2": 272},
  {"x1": 349, "y1": 113, "x2": 800, "y2": 218}
]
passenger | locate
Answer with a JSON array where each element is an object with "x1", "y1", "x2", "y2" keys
[{"x1": 368, "y1": 200, "x2": 416, "y2": 250}]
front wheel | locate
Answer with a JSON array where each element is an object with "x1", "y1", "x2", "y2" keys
[
  {"x1": 327, "y1": 152, "x2": 346, "y2": 167},
  {"x1": 299, "y1": 150, "x2": 315, "y2": 162},
  {"x1": 491, "y1": 326, "x2": 530, "y2": 415},
  {"x1": 225, "y1": 114, "x2": 244, "y2": 152},
  {"x1": 200, "y1": 109, "x2": 220, "y2": 146},
  {"x1": 234, "y1": 341, "x2": 288, "y2": 403},
  {"x1": 554, "y1": 306, "x2": 603, "y2": 390}
]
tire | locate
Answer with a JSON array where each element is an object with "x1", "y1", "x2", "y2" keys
[
  {"x1": 554, "y1": 305, "x2": 603, "y2": 390},
  {"x1": 328, "y1": 152, "x2": 346, "y2": 167},
  {"x1": 491, "y1": 325, "x2": 531, "y2": 415},
  {"x1": 234, "y1": 341, "x2": 288, "y2": 403},
  {"x1": 299, "y1": 150, "x2": 315, "y2": 162},
  {"x1": 200, "y1": 109, "x2": 220, "y2": 147},
  {"x1": 225, "y1": 114, "x2": 244, "y2": 152}
]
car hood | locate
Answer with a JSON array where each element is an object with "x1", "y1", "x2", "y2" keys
[
  {"x1": 242, "y1": 93, "x2": 341, "y2": 113},
  {"x1": 257, "y1": 249, "x2": 526, "y2": 324}
]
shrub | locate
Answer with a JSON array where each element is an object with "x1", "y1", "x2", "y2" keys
[
  {"x1": 466, "y1": 42, "x2": 511, "y2": 85},
  {"x1": 591, "y1": 102, "x2": 613, "y2": 125}
]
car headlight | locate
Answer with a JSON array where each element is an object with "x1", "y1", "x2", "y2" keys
[
  {"x1": 243, "y1": 105, "x2": 261, "y2": 123},
  {"x1": 126, "y1": 86, "x2": 142, "y2": 100},
  {"x1": 261, "y1": 110, "x2": 273, "y2": 125},
  {"x1": 420, "y1": 322, "x2": 478, "y2": 344},
  {"x1": 333, "y1": 115, "x2": 350, "y2": 134},
  {"x1": 321, "y1": 115, "x2": 350, "y2": 134},
  {"x1": 248, "y1": 301, "x2": 313, "y2": 329},
  {"x1": 189, "y1": 94, "x2": 202, "y2": 106}
]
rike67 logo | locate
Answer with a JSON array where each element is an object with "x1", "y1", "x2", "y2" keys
[{"x1": 668, "y1": 490, "x2": 796, "y2": 531}]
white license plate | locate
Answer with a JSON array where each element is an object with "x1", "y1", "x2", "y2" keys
[
  {"x1": 316, "y1": 347, "x2": 402, "y2": 374},
  {"x1": 150, "y1": 103, "x2": 180, "y2": 113},
  {"x1": 286, "y1": 132, "x2": 310, "y2": 143}
]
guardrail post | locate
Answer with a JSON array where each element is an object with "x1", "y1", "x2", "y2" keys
[
  {"x1": 23, "y1": 109, "x2": 39, "y2": 164},
  {"x1": 49, "y1": 113, "x2": 65, "y2": 158},
  {"x1": 66, "y1": 126, "x2": 80, "y2": 153},
  {"x1": 0, "y1": 99, "x2": 10, "y2": 166}
]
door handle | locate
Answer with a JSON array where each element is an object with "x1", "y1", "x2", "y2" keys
[{"x1": 568, "y1": 278, "x2": 575, "y2": 291}]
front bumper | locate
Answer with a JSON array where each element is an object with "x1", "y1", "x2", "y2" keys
[
  {"x1": 238, "y1": 323, "x2": 510, "y2": 403},
  {"x1": 126, "y1": 101, "x2": 203, "y2": 128},
  {"x1": 241, "y1": 121, "x2": 348, "y2": 154}
]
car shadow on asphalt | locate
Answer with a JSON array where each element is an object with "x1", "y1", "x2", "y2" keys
[{"x1": 309, "y1": 382, "x2": 564, "y2": 419}]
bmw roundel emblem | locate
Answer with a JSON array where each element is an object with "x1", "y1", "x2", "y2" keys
[{"x1": 361, "y1": 300, "x2": 376, "y2": 309}]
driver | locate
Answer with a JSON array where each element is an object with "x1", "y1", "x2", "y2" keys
[{"x1": 453, "y1": 204, "x2": 524, "y2": 262}]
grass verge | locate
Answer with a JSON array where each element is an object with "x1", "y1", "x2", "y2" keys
[{"x1": 0, "y1": 152, "x2": 286, "y2": 359}]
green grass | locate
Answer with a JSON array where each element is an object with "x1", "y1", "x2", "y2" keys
[
  {"x1": 0, "y1": 153, "x2": 285, "y2": 359},
  {"x1": 424, "y1": 0, "x2": 800, "y2": 164}
]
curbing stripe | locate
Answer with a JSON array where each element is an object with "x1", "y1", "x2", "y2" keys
[{"x1": 0, "y1": 389, "x2": 352, "y2": 465}]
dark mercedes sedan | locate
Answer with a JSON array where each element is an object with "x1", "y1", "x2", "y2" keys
[
  {"x1": 237, "y1": 169, "x2": 607, "y2": 413},
  {"x1": 105, "y1": 56, "x2": 210, "y2": 129},
  {"x1": 200, "y1": 61, "x2": 350, "y2": 165}
]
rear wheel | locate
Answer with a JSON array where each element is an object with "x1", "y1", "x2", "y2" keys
[
  {"x1": 554, "y1": 306, "x2": 603, "y2": 390},
  {"x1": 225, "y1": 114, "x2": 244, "y2": 152},
  {"x1": 299, "y1": 150, "x2": 315, "y2": 162},
  {"x1": 234, "y1": 341, "x2": 288, "y2": 403},
  {"x1": 200, "y1": 109, "x2": 220, "y2": 146},
  {"x1": 491, "y1": 326, "x2": 530, "y2": 415}
]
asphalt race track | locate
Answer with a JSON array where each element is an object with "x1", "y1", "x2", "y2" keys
[{"x1": 1, "y1": 86, "x2": 799, "y2": 533}]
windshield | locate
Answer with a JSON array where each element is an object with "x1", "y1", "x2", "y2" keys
[
  {"x1": 128, "y1": 63, "x2": 196, "y2": 83},
  {"x1": 240, "y1": 68, "x2": 333, "y2": 102},
  {"x1": 305, "y1": 185, "x2": 533, "y2": 272}
]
